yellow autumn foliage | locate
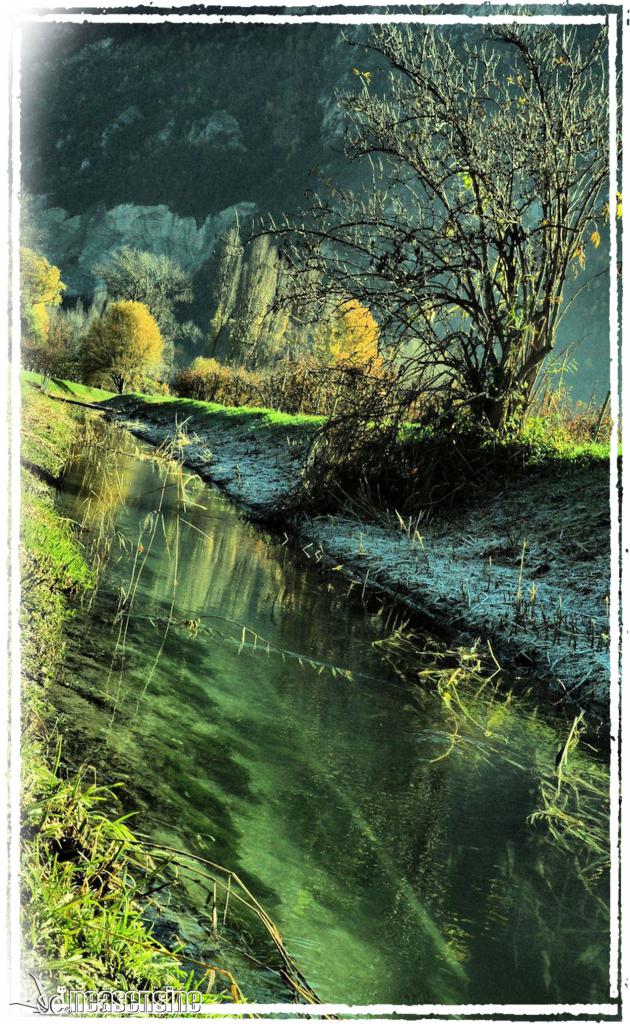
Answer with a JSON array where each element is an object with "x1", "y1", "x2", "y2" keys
[
  {"x1": 20, "y1": 247, "x2": 65, "y2": 342},
  {"x1": 80, "y1": 300, "x2": 163, "y2": 393},
  {"x1": 325, "y1": 300, "x2": 381, "y2": 369},
  {"x1": 29, "y1": 303, "x2": 51, "y2": 340}
]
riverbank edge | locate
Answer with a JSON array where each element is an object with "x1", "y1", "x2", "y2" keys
[
  {"x1": 100, "y1": 391, "x2": 612, "y2": 734},
  {"x1": 19, "y1": 385, "x2": 223, "y2": 1001}
]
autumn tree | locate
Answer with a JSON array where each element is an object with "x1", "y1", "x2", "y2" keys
[
  {"x1": 79, "y1": 300, "x2": 163, "y2": 393},
  {"x1": 272, "y1": 23, "x2": 611, "y2": 433},
  {"x1": 316, "y1": 299, "x2": 381, "y2": 369},
  {"x1": 20, "y1": 247, "x2": 66, "y2": 344}
]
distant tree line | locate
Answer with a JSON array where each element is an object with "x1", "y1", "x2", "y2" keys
[{"x1": 20, "y1": 219, "x2": 382, "y2": 395}]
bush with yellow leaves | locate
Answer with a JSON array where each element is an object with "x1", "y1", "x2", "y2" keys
[{"x1": 316, "y1": 300, "x2": 381, "y2": 371}]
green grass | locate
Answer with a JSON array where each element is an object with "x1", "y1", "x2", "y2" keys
[
  {"x1": 21, "y1": 385, "x2": 96, "y2": 684},
  {"x1": 23, "y1": 371, "x2": 324, "y2": 436},
  {"x1": 104, "y1": 392, "x2": 325, "y2": 433},
  {"x1": 402, "y1": 416, "x2": 611, "y2": 468},
  {"x1": 520, "y1": 415, "x2": 613, "y2": 464},
  {"x1": 22, "y1": 490, "x2": 94, "y2": 594},
  {"x1": 22, "y1": 369, "x2": 116, "y2": 404},
  {"x1": 19, "y1": 383, "x2": 227, "y2": 1003},
  {"x1": 21, "y1": 377, "x2": 82, "y2": 475},
  {"x1": 118, "y1": 392, "x2": 326, "y2": 428},
  {"x1": 21, "y1": 744, "x2": 196, "y2": 994}
]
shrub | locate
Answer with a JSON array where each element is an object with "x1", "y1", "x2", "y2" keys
[
  {"x1": 173, "y1": 357, "x2": 259, "y2": 405},
  {"x1": 138, "y1": 376, "x2": 170, "y2": 396},
  {"x1": 172, "y1": 355, "x2": 392, "y2": 418}
]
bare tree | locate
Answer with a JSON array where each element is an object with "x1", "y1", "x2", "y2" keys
[
  {"x1": 94, "y1": 247, "x2": 193, "y2": 343},
  {"x1": 271, "y1": 22, "x2": 610, "y2": 432}
]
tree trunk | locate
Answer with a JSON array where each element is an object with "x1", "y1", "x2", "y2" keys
[{"x1": 470, "y1": 384, "x2": 526, "y2": 434}]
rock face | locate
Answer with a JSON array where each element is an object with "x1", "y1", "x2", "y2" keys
[
  {"x1": 187, "y1": 112, "x2": 245, "y2": 150},
  {"x1": 21, "y1": 20, "x2": 352, "y2": 223},
  {"x1": 21, "y1": 20, "x2": 353, "y2": 299},
  {"x1": 34, "y1": 199, "x2": 257, "y2": 296}
]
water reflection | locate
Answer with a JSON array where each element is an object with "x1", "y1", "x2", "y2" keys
[{"x1": 51, "y1": 419, "x2": 610, "y2": 1005}]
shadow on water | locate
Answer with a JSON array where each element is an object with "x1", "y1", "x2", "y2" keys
[{"x1": 50, "y1": 415, "x2": 611, "y2": 1006}]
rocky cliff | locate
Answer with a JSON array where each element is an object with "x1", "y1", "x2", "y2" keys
[
  {"x1": 21, "y1": 18, "x2": 352, "y2": 296},
  {"x1": 31, "y1": 198, "x2": 257, "y2": 297}
]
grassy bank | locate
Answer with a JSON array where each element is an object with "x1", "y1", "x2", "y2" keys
[
  {"x1": 100, "y1": 389, "x2": 611, "y2": 524},
  {"x1": 27, "y1": 373, "x2": 611, "y2": 483},
  {"x1": 102, "y1": 389, "x2": 610, "y2": 482},
  {"x1": 21, "y1": 369, "x2": 116, "y2": 405},
  {"x1": 20, "y1": 380, "x2": 224, "y2": 1003},
  {"x1": 105, "y1": 391, "x2": 325, "y2": 436}
]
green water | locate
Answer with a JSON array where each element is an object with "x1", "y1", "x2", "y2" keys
[{"x1": 52, "y1": 420, "x2": 610, "y2": 1006}]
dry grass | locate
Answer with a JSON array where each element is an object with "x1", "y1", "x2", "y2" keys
[{"x1": 373, "y1": 630, "x2": 609, "y2": 884}]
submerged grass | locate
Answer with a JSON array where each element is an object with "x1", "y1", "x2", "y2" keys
[
  {"x1": 528, "y1": 712, "x2": 609, "y2": 881},
  {"x1": 19, "y1": 381, "x2": 232, "y2": 1005},
  {"x1": 20, "y1": 379, "x2": 325, "y2": 1007},
  {"x1": 374, "y1": 629, "x2": 610, "y2": 887}
]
